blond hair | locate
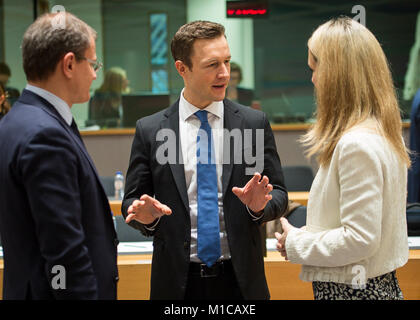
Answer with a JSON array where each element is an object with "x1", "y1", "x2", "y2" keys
[
  {"x1": 97, "y1": 67, "x2": 128, "y2": 94},
  {"x1": 301, "y1": 16, "x2": 410, "y2": 167},
  {"x1": 0, "y1": 82, "x2": 10, "y2": 115}
]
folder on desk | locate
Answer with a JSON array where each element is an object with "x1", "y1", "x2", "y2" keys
[{"x1": 408, "y1": 236, "x2": 420, "y2": 249}]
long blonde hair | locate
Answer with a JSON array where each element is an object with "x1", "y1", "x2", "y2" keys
[
  {"x1": 0, "y1": 82, "x2": 10, "y2": 115},
  {"x1": 301, "y1": 16, "x2": 410, "y2": 167},
  {"x1": 96, "y1": 67, "x2": 128, "y2": 94}
]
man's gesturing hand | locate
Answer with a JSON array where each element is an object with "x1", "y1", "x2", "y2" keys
[
  {"x1": 232, "y1": 172, "x2": 273, "y2": 214},
  {"x1": 126, "y1": 194, "x2": 172, "y2": 225}
]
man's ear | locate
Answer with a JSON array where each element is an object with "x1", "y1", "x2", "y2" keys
[
  {"x1": 175, "y1": 60, "x2": 189, "y2": 77},
  {"x1": 62, "y1": 52, "x2": 76, "y2": 79}
]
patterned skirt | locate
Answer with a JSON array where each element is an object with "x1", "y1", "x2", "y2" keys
[{"x1": 312, "y1": 271, "x2": 403, "y2": 300}]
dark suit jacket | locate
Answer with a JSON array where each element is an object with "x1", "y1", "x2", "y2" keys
[
  {"x1": 122, "y1": 99, "x2": 288, "y2": 300},
  {"x1": 0, "y1": 89, "x2": 119, "y2": 299},
  {"x1": 408, "y1": 89, "x2": 420, "y2": 203}
]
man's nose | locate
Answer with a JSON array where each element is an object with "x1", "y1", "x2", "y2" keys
[{"x1": 218, "y1": 64, "x2": 230, "y2": 78}]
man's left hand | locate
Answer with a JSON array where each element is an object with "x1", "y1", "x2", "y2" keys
[{"x1": 232, "y1": 172, "x2": 273, "y2": 213}]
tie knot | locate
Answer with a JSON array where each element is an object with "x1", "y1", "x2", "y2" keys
[{"x1": 195, "y1": 110, "x2": 208, "y2": 124}]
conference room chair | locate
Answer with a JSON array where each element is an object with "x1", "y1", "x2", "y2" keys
[
  {"x1": 114, "y1": 215, "x2": 152, "y2": 242},
  {"x1": 100, "y1": 176, "x2": 115, "y2": 197},
  {"x1": 287, "y1": 206, "x2": 307, "y2": 228},
  {"x1": 282, "y1": 165, "x2": 314, "y2": 191}
]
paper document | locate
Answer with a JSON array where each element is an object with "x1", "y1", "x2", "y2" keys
[{"x1": 117, "y1": 241, "x2": 153, "y2": 254}]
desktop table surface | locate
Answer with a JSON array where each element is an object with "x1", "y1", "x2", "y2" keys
[
  {"x1": 1, "y1": 245, "x2": 419, "y2": 300},
  {"x1": 1, "y1": 192, "x2": 418, "y2": 300}
]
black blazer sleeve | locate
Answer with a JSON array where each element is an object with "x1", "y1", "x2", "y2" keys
[
  {"x1": 121, "y1": 119, "x2": 156, "y2": 236},
  {"x1": 259, "y1": 113, "x2": 288, "y2": 223}
]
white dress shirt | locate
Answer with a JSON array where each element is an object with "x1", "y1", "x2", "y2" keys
[
  {"x1": 178, "y1": 89, "x2": 230, "y2": 262},
  {"x1": 146, "y1": 90, "x2": 263, "y2": 262},
  {"x1": 25, "y1": 84, "x2": 73, "y2": 126}
]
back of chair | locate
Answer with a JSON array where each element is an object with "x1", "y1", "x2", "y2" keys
[
  {"x1": 282, "y1": 166, "x2": 314, "y2": 191},
  {"x1": 287, "y1": 206, "x2": 307, "y2": 228},
  {"x1": 100, "y1": 176, "x2": 115, "y2": 197},
  {"x1": 265, "y1": 205, "x2": 307, "y2": 237},
  {"x1": 407, "y1": 203, "x2": 420, "y2": 236},
  {"x1": 114, "y1": 215, "x2": 152, "y2": 242}
]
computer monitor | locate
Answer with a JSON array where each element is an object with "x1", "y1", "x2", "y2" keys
[{"x1": 122, "y1": 94, "x2": 170, "y2": 127}]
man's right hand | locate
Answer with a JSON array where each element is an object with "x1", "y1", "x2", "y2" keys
[{"x1": 125, "y1": 194, "x2": 172, "y2": 225}]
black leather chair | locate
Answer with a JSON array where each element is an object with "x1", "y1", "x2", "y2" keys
[
  {"x1": 100, "y1": 176, "x2": 115, "y2": 197},
  {"x1": 407, "y1": 203, "x2": 420, "y2": 236},
  {"x1": 114, "y1": 215, "x2": 152, "y2": 242},
  {"x1": 282, "y1": 165, "x2": 314, "y2": 191},
  {"x1": 287, "y1": 206, "x2": 307, "y2": 228}
]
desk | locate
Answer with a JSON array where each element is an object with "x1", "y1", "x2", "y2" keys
[
  {"x1": 109, "y1": 192, "x2": 309, "y2": 216},
  {"x1": 1, "y1": 249, "x2": 419, "y2": 300},
  {"x1": 117, "y1": 250, "x2": 420, "y2": 300},
  {"x1": 288, "y1": 192, "x2": 309, "y2": 206}
]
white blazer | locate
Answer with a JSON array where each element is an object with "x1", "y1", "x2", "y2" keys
[{"x1": 286, "y1": 120, "x2": 409, "y2": 285}]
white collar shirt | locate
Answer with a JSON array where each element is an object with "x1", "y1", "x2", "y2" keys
[
  {"x1": 178, "y1": 89, "x2": 231, "y2": 262},
  {"x1": 25, "y1": 84, "x2": 73, "y2": 126}
]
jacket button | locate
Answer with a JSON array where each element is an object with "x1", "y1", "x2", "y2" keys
[
  {"x1": 114, "y1": 239, "x2": 120, "y2": 246},
  {"x1": 183, "y1": 241, "x2": 189, "y2": 249}
]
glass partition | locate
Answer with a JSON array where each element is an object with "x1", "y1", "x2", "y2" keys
[
  {"x1": 0, "y1": 0, "x2": 418, "y2": 130},
  {"x1": 253, "y1": 0, "x2": 420, "y2": 123}
]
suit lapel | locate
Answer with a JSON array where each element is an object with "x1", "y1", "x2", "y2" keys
[
  {"x1": 19, "y1": 90, "x2": 108, "y2": 198},
  {"x1": 222, "y1": 99, "x2": 242, "y2": 198},
  {"x1": 163, "y1": 100, "x2": 190, "y2": 214},
  {"x1": 162, "y1": 99, "x2": 242, "y2": 213}
]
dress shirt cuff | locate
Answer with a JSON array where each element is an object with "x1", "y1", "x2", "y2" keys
[
  {"x1": 143, "y1": 217, "x2": 161, "y2": 231},
  {"x1": 246, "y1": 205, "x2": 265, "y2": 221}
]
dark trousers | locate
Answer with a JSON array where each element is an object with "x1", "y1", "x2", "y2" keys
[{"x1": 184, "y1": 260, "x2": 243, "y2": 300}]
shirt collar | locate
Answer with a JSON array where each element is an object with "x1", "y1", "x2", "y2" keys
[
  {"x1": 25, "y1": 84, "x2": 73, "y2": 126},
  {"x1": 179, "y1": 88, "x2": 223, "y2": 122}
]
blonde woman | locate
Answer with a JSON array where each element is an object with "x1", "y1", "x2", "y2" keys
[
  {"x1": 0, "y1": 82, "x2": 11, "y2": 120},
  {"x1": 276, "y1": 17, "x2": 410, "y2": 300},
  {"x1": 89, "y1": 67, "x2": 129, "y2": 127}
]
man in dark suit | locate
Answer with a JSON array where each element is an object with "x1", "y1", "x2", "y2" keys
[
  {"x1": 0, "y1": 12, "x2": 118, "y2": 299},
  {"x1": 122, "y1": 21, "x2": 288, "y2": 300}
]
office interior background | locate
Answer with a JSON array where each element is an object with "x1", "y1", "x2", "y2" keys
[{"x1": 0, "y1": 0, "x2": 419, "y2": 176}]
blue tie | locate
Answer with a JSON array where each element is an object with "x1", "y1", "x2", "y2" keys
[{"x1": 195, "y1": 110, "x2": 221, "y2": 267}]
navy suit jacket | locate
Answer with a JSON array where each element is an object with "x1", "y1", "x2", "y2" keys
[
  {"x1": 122, "y1": 99, "x2": 288, "y2": 299},
  {"x1": 0, "y1": 89, "x2": 118, "y2": 299}
]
